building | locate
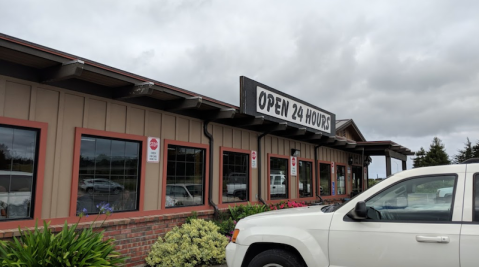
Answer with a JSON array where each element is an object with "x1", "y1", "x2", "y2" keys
[{"x1": 0, "y1": 33, "x2": 413, "y2": 265}]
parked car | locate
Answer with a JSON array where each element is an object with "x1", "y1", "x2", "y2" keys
[
  {"x1": 225, "y1": 173, "x2": 248, "y2": 200},
  {"x1": 165, "y1": 184, "x2": 203, "y2": 207},
  {"x1": 270, "y1": 174, "x2": 286, "y2": 197},
  {"x1": 226, "y1": 160, "x2": 479, "y2": 267},
  {"x1": 79, "y1": 178, "x2": 124, "y2": 194}
]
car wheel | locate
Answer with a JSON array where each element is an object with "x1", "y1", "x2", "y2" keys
[
  {"x1": 86, "y1": 188, "x2": 94, "y2": 194},
  {"x1": 248, "y1": 249, "x2": 304, "y2": 267}
]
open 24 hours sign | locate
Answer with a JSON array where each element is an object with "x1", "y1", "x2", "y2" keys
[{"x1": 240, "y1": 76, "x2": 335, "y2": 135}]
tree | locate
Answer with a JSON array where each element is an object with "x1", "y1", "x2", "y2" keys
[
  {"x1": 413, "y1": 147, "x2": 427, "y2": 168},
  {"x1": 473, "y1": 140, "x2": 479, "y2": 158},
  {"x1": 423, "y1": 137, "x2": 451, "y2": 166},
  {"x1": 453, "y1": 138, "x2": 473, "y2": 163}
]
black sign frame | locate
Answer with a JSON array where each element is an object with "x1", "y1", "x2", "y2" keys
[{"x1": 240, "y1": 76, "x2": 336, "y2": 136}]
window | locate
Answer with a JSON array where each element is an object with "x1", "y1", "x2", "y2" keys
[
  {"x1": 270, "y1": 157, "x2": 288, "y2": 199},
  {"x1": 299, "y1": 161, "x2": 312, "y2": 197},
  {"x1": 365, "y1": 175, "x2": 456, "y2": 222},
  {"x1": 319, "y1": 163, "x2": 331, "y2": 196},
  {"x1": 336, "y1": 165, "x2": 346, "y2": 195},
  {"x1": 77, "y1": 136, "x2": 140, "y2": 214},
  {"x1": 222, "y1": 151, "x2": 249, "y2": 203},
  {"x1": 166, "y1": 145, "x2": 205, "y2": 207},
  {"x1": 0, "y1": 125, "x2": 38, "y2": 220},
  {"x1": 474, "y1": 174, "x2": 479, "y2": 221}
]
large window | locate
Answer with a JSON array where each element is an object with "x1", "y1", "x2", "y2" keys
[
  {"x1": 270, "y1": 157, "x2": 288, "y2": 200},
  {"x1": 366, "y1": 175, "x2": 456, "y2": 222},
  {"x1": 336, "y1": 165, "x2": 346, "y2": 195},
  {"x1": 0, "y1": 125, "x2": 38, "y2": 220},
  {"x1": 319, "y1": 163, "x2": 331, "y2": 196},
  {"x1": 222, "y1": 151, "x2": 249, "y2": 203},
  {"x1": 166, "y1": 145, "x2": 205, "y2": 208},
  {"x1": 77, "y1": 136, "x2": 140, "y2": 214},
  {"x1": 299, "y1": 161, "x2": 312, "y2": 198}
]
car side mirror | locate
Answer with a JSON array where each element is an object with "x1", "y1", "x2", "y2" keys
[{"x1": 347, "y1": 201, "x2": 368, "y2": 220}]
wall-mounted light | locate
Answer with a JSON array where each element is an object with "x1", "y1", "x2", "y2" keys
[
  {"x1": 363, "y1": 156, "x2": 372, "y2": 167},
  {"x1": 348, "y1": 156, "x2": 353, "y2": 166},
  {"x1": 291, "y1": 149, "x2": 301, "y2": 157}
]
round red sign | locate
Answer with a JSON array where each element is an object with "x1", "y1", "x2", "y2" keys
[
  {"x1": 292, "y1": 157, "x2": 296, "y2": 166},
  {"x1": 149, "y1": 138, "x2": 158, "y2": 150},
  {"x1": 251, "y1": 151, "x2": 257, "y2": 160}
]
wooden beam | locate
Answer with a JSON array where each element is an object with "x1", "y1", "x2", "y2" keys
[
  {"x1": 281, "y1": 128, "x2": 307, "y2": 137},
  {"x1": 165, "y1": 96, "x2": 202, "y2": 111},
  {"x1": 203, "y1": 108, "x2": 236, "y2": 120},
  {"x1": 233, "y1": 116, "x2": 265, "y2": 126},
  {"x1": 254, "y1": 122, "x2": 288, "y2": 132},
  {"x1": 114, "y1": 82, "x2": 155, "y2": 99},
  {"x1": 385, "y1": 149, "x2": 407, "y2": 162},
  {"x1": 42, "y1": 60, "x2": 84, "y2": 83},
  {"x1": 300, "y1": 132, "x2": 323, "y2": 140}
]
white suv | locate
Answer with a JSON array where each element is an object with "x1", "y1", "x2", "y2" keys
[{"x1": 226, "y1": 160, "x2": 479, "y2": 267}]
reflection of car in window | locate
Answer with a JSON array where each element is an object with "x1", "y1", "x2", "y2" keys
[
  {"x1": 226, "y1": 173, "x2": 247, "y2": 200},
  {"x1": 79, "y1": 178, "x2": 124, "y2": 195},
  {"x1": 0, "y1": 171, "x2": 33, "y2": 219},
  {"x1": 270, "y1": 173, "x2": 286, "y2": 196},
  {"x1": 165, "y1": 184, "x2": 203, "y2": 207}
]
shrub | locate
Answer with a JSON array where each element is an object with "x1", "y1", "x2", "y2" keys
[
  {"x1": 145, "y1": 219, "x2": 228, "y2": 267},
  {"x1": 0, "y1": 202, "x2": 126, "y2": 267},
  {"x1": 228, "y1": 202, "x2": 269, "y2": 221},
  {"x1": 269, "y1": 200, "x2": 307, "y2": 210}
]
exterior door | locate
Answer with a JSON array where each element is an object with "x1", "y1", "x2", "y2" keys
[
  {"x1": 329, "y1": 166, "x2": 465, "y2": 267},
  {"x1": 459, "y1": 163, "x2": 479, "y2": 267}
]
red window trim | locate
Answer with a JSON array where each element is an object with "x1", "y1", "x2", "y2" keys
[
  {"x1": 335, "y1": 163, "x2": 348, "y2": 197},
  {"x1": 0, "y1": 116, "x2": 48, "y2": 230},
  {"x1": 218, "y1": 147, "x2": 252, "y2": 208},
  {"x1": 69, "y1": 127, "x2": 147, "y2": 217},
  {"x1": 296, "y1": 157, "x2": 316, "y2": 201},
  {"x1": 267, "y1": 153, "x2": 290, "y2": 201},
  {"x1": 161, "y1": 139, "x2": 210, "y2": 211},
  {"x1": 317, "y1": 160, "x2": 335, "y2": 199}
]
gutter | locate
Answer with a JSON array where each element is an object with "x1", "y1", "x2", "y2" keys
[
  {"x1": 314, "y1": 145, "x2": 324, "y2": 204},
  {"x1": 257, "y1": 131, "x2": 270, "y2": 205},
  {"x1": 203, "y1": 121, "x2": 219, "y2": 217}
]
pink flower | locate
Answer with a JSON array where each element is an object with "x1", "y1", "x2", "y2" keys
[{"x1": 280, "y1": 204, "x2": 284, "y2": 209}]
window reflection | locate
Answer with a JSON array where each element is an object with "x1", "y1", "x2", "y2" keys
[
  {"x1": 270, "y1": 157, "x2": 288, "y2": 199},
  {"x1": 222, "y1": 151, "x2": 249, "y2": 203},
  {"x1": 320, "y1": 163, "x2": 331, "y2": 196},
  {"x1": 337, "y1": 165, "x2": 346, "y2": 195},
  {"x1": 77, "y1": 136, "x2": 140, "y2": 214},
  {"x1": 0, "y1": 125, "x2": 37, "y2": 220},
  {"x1": 299, "y1": 161, "x2": 312, "y2": 198},
  {"x1": 165, "y1": 145, "x2": 205, "y2": 208}
]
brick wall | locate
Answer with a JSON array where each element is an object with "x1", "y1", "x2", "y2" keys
[{"x1": 0, "y1": 210, "x2": 215, "y2": 267}]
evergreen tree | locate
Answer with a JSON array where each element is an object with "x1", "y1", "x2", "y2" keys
[
  {"x1": 423, "y1": 137, "x2": 451, "y2": 166},
  {"x1": 413, "y1": 147, "x2": 427, "y2": 168},
  {"x1": 453, "y1": 138, "x2": 473, "y2": 164},
  {"x1": 473, "y1": 140, "x2": 479, "y2": 158}
]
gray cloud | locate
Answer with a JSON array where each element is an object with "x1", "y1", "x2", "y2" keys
[{"x1": 1, "y1": 0, "x2": 479, "y2": 177}]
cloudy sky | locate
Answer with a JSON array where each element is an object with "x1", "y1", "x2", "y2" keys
[{"x1": 1, "y1": 0, "x2": 478, "y2": 177}]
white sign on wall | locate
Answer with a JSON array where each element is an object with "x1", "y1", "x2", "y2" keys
[
  {"x1": 147, "y1": 137, "x2": 160, "y2": 163},
  {"x1": 331, "y1": 162, "x2": 335, "y2": 174},
  {"x1": 256, "y1": 86, "x2": 332, "y2": 133},
  {"x1": 290, "y1": 156, "x2": 297, "y2": 176},
  {"x1": 251, "y1": 150, "x2": 257, "y2": 169}
]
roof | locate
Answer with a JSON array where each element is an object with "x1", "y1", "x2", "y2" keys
[
  {"x1": 335, "y1": 119, "x2": 367, "y2": 142},
  {"x1": 0, "y1": 33, "x2": 414, "y2": 156}
]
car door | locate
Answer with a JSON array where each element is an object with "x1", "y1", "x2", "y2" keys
[
  {"x1": 459, "y1": 162, "x2": 479, "y2": 267},
  {"x1": 329, "y1": 165, "x2": 465, "y2": 267}
]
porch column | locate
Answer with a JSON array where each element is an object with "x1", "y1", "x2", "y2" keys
[
  {"x1": 386, "y1": 156, "x2": 392, "y2": 177},
  {"x1": 402, "y1": 160, "x2": 407, "y2": 171}
]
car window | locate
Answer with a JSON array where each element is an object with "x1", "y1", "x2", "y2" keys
[
  {"x1": 274, "y1": 177, "x2": 282, "y2": 185},
  {"x1": 365, "y1": 175, "x2": 456, "y2": 222},
  {"x1": 171, "y1": 186, "x2": 188, "y2": 197},
  {"x1": 473, "y1": 174, "x2": 479, "y2": 221}
]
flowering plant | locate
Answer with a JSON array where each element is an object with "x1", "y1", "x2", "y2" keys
[{"x1": 269, "y1": 200, "x2": 307, "y2": 210}]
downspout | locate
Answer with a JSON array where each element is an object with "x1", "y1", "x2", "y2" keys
[
  {"x1": 314, "y1": 145, "x2": 324, "y2": 204},
  {"x1": 257, "y1": 132, "x2": 269, "y2": 205},
  {"x1": 361, "y1": 148, "x2": 366, "y2": 190},
  {"x1": 203, "y1": 121, "x2": 219, "y2": 217}
]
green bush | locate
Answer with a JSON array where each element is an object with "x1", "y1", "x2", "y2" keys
[
  {"x1": 228, "y1": 202, "x2": 269, "y2": 221},
  {"x1": 0, "y1": 220, "x2": 126, "y2": 267},
  {"x1": 145, "y1": 219, "x2": 228, "y2": 267}
]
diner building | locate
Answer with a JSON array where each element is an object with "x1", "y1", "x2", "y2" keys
[{"x1": 0, "y1": 33, "x2": 414, "y2": 265}]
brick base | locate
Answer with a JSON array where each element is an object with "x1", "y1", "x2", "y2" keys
[{"x1": 0, "y1": 210, "x2": 215, "y2": 267}]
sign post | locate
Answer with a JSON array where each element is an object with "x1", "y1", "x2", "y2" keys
[{"x1": 147, "y1": 137, "x2": 160, "y2": 163}]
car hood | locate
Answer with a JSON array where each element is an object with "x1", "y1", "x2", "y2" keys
[{"x1": 236, "y1": 205, "x2": 333, "y2": 231}]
